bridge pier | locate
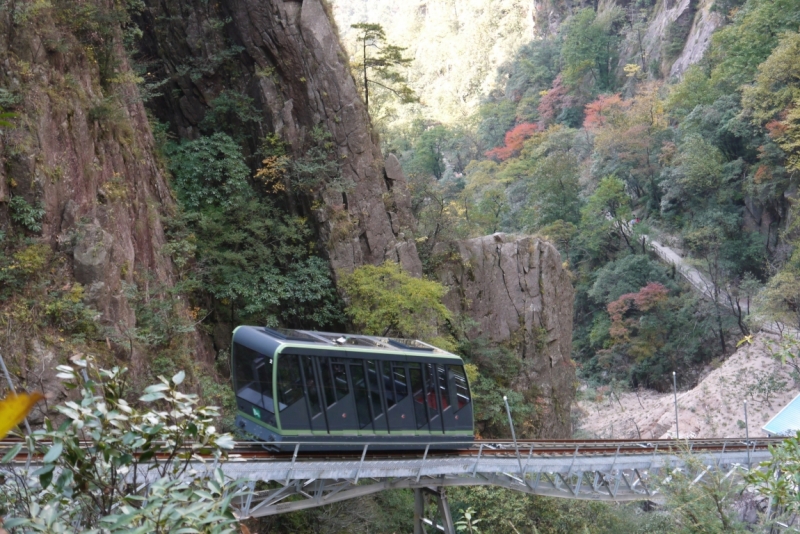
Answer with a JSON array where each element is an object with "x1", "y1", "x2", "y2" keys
[{"x1": 414, "y1": 487, "x2": 455, "y2": 534}]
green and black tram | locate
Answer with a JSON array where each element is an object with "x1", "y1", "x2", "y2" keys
[{"x1": 232, "y1": 326, "x2": 474, "y2": 449}]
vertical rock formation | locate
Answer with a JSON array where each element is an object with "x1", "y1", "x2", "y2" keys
[
  {"x1": 616, "y1": 0, "x2": 721, "y2": 79},
  {"x1": 137, "y1": 0, "x2": 421, "y2": 275},
  {"x1": 669, "y1": 0, "x2": 723, "y2": 77},
  {"x1": 0, "y1": 7, "x2": 181, "y2": 363},
  {"x1": 434, "y1": 234, "x2": 576, "y2": 439}
]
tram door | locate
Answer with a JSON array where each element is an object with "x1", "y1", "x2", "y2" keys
[
  {"x1": 318, "y1": 356, "x2": 359, "y2": 432},
  {"x1": 435, "y1": 364, "x2": 456, "y2": 431},
  {"x1": 383, "y1": 361, "x2": 416, "y2": 433},
  {"x1": 408, "y1": 363, "x2": 430, "y2": 434},
  {"x1": 299, "y1": 355, "x2": 328, "y2": 434},
  {"x1": 346, "y1": 355, "x2": 390, "y2": 435},
  {"x1": 423, "y1": 363, "x2": 445, "y2": 433}
]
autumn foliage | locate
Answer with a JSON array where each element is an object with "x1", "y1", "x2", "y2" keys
[
  {"x1": 485, "y1": 122, "x2": 538, "y2": 161},
  {"x1": 607, "y1": 282, "x2": 670, "y2": 341},
  {"x1": 583, "y1": 93, "x2": 628, "y2": 131},
  {"x1": 537, "y1": 74, "x2": 575, "y2": 127}
]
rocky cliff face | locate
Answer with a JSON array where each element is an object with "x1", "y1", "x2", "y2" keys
[
  {"x1": 0, "y1": 5, "x2": 192, "y2": 366},
  {"x1": 434, "y1": 234, "x2": 576, "y2": 439},
  {"x1": 136, "y1": 0, "x2": 421, "y2": 276},
  {"x1": 617, "y1": 0, "x2": 721, "y2": 78},
  {"x1": 669, "y1": 0, "x2": 723, "y2": 77}
]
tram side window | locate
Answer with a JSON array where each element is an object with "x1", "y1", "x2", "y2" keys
[
  {"x1": 319, "y1": 357, "x2": 337, "y2": 407},
  {"x1": 300, "y1": 355, "x2": 322, "y2": 417},
  {"x1": 409, "y1": 364, "x2": 428, "y2": 429},
  {"x1": 350, "y1": 361, "x2": 372, "y2": 429},
  {"x1": 423, "y1": 364, "x2": 438, "y2": 411},
  {"x1": 332, "y1": 358, "x2": 350, "y2": 398},
  {"x1": 380, "y1": 362, "x2": 396, "y2": 408},
  {"x1": 447, "y1": 365, "x2": 471, "y2": 410},
  {"x1": 277, "y1": 354, "x2": 304, "y2": 411},
  {"x1": 366, "y1": 360, "x2": 384, "y2": 418},
  {"x1": 435, "y1": 365, "x2": 450, "y2": 410},
  {"x1": 233, "y1": 343, "x2": 275, "y2": 413},
  {"x1": 392, "y1": 364, "x2": 409, "y2": 402}
]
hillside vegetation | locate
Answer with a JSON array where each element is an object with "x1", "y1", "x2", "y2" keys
[
  {"x1": 4, "y1": 0, "x2": 800, "y2": 530},
  {"x1": 345, "y1": 0, "x2": 800, "y2": 395}
]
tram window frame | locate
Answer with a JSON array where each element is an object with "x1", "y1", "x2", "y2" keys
[{"x1": 447, "y1": 364, "x2": 471, "y2": 410}]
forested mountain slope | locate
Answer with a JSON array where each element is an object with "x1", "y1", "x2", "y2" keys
[{"x1": 369, "y1": 0, "x2": 800, "y2": 397}]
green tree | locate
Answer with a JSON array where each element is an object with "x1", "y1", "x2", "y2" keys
[
  {"x1": 579, "y1": 175, "x2": 635, "y2": 259},
  {"x1": 560, "y1": 7, "x2": 625, "y2": 92},
  {"x1": 408, "y1": 124, "x2": 452, "y2": 179},
  {"x1": 0, "y1": 357, "x2": 240, "y2": 532},
  {"x1": 743, "y1": 31, "x2": 800, "y2": 171},
  {"x1": 502, "y1": 126, "x2": 582, "y2": 231},
  {"x1": 350, "y1": 23, "x2": 416, "y2": 111},
  {"x1": 339, "y1": 262, "x2": 453, "y2": 348},
  {"x1": 166, "y1": 133, "x2": 249, "y2": 212},
  {"x1": 745, "y1": 431, "x2": 800, "y2": 528},
  {"x1": 660, "y1": 452, "x2": 749, "y2": 533}
]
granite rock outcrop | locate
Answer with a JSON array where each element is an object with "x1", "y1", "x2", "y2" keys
[
  {"x1": 434, "y1": 234, "x2": 576, "y2": 438},
  {"x1": 137, "y1": 0, "x2": 421, "y2": 276}
]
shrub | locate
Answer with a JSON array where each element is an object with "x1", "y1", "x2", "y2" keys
[
  {"x1": 0, "y1": 357, "x2": 240, "y2": 532},
  {"x1": 8, "y1": 196, "x2": 45, "y2": 233},
  {"x1": 166, "y1": 133, "x2": 249, "y2": 212}
]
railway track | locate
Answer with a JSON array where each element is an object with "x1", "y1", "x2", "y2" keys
[
  {"x1": 0, "y1": 436, "x2": 783, "y2": 518},
  {"x1": 0, "y1": 436, "x2": 780, "y2": 463}
]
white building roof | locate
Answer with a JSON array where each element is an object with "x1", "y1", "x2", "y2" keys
[{"x1": 763, "y1": 392, "x2": 800, "y2": 437}]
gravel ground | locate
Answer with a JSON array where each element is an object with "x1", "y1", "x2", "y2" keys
[{"x1": 575, "y1": 333, "x2": 798, "y2": 439}]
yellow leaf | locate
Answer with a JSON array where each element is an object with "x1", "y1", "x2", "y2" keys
[
  {"x1": 737, "y1": 335, "x2": 754, "y2": 348},
  {"x1": 0, "y1": 392, "x2": 44, "y2": 439}
]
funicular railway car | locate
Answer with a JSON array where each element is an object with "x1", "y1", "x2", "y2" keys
[{"x1": 232, "y1": 326, "x2": 474, "y2": 449}]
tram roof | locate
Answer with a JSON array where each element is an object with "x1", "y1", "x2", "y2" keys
[{"x1": 234, "y1": 326, "x2": 460, "y2": 358}]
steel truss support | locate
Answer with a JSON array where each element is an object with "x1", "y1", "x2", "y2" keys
[{"x1": 414, "y1": 487, "x2": 455, "y2": 534}]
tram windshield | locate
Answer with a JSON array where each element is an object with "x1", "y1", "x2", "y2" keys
[{"x1": 233, "y1": 343, "x2": 276, "y2": 413}]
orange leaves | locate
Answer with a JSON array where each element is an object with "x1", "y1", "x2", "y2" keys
[
  {"x1": 485, "y1": 122, "x2": 539, "y2": 161},
  {"x1": 254, "y1": 155, "x2": 289, "y2": 193},
  {"x1": 0, "y1": 392, "x2": 44, "y2": 439},
  {"x1": 583, "y1": 93, "x2": 627, "y2": 131},
  {"x1": 607, "y1": 282, "x2": 670, "y2": 341}
]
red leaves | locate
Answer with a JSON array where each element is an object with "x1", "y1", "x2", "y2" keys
[
  {"x1": 485, "y1": 122, "x2": 539, "y2": 161},
  {"x1": 537, "y1": 74, "x2": 572, "y2": 126},
  {"x1": 607, "y1": 282, "x2": 669, "y2": 341},
  {"x1": 583, "y1": 93, "x2": 628, "y2": 131},
  {"x1": 766, "y1": 119, "x2": 788, "y2": 139}
]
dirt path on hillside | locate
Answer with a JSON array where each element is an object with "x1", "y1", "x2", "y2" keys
[{"x1": 575, "y1": 333, "x2": 798, "y2": 439}]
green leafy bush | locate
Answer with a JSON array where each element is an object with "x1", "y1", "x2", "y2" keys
[
  {"x1": 0, "y1": 357, "x2": 240, "y2": 532},
  {"x1": 8, "y1": 196, "x2": 45, "y2": 233},
  {"x1": 166, "y1": 133, "x2": 249, "y2": 211}
]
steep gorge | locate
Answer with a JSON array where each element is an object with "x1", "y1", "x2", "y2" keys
[{"x1": 0, "y1": 0, "x2": 577, "y2": 438}]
